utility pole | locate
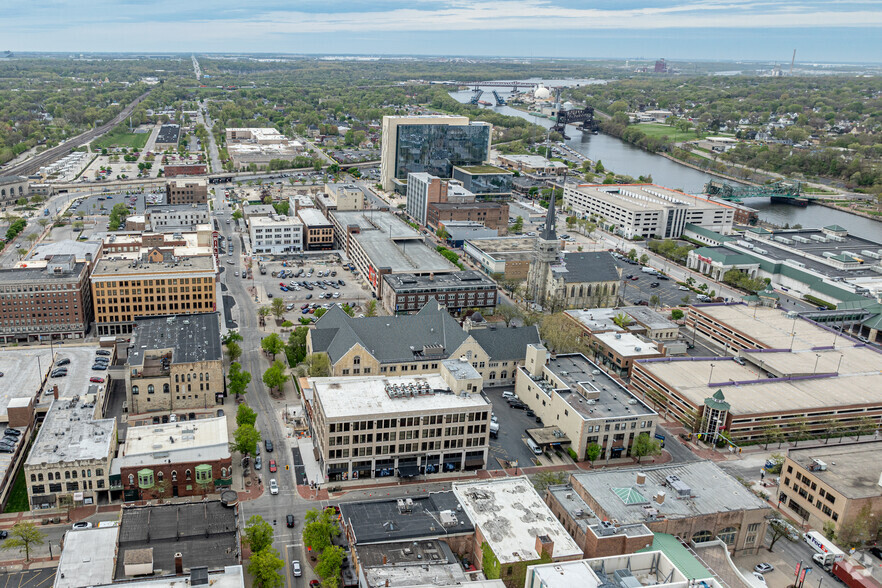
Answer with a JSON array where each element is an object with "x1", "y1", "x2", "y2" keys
[{"x1": 790, "y1": 49, "x2": 796, "y2": 76}]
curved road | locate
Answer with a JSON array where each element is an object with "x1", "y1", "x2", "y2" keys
[{"x1": 0, "y1": 90, "x2": 152, "y2": 178}]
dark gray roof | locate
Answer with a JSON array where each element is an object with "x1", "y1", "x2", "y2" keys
[
  {"x1": 0, "y1": 175, "x2": 26, "y2": 184},
  {"x1": 128, "y1": 313, "x2": 222, "y2": 366},
  {"x1": 554, "y1": 251, "x2": 620, "y2": 284},
  {"x1": 340, "y1": 491, "x2": 474, "y2": 544},
  {"x1": 383, "y1": 270, "x2": 496, "y2": 293},
  {"x1": 0, "y1": 261, "x2": 87, "y2": 284},
  {"x1": 312, "y1": 302, "x2": 468, "y2": 364},
  {"x1": 156, "y1": 124, "x2": 181, "y2": 144},
  {"x1": 116, "y1": 501, "x2": 238, "y2": 576},
  {"x1": 469, "y1": 325, "x2": 540, "y2": 361}
]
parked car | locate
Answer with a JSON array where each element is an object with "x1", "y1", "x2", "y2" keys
[
  {"x1": 269, "y1": 460, "x2": 277, "y2": 473},
  {"x1": 291, "y1": 560, "x2": 301, "y2": 576},
  {"x1": 92, "y1": 364, "x2": 108, "y2": 371},
  {"x1": 3, "y1": 429, "x2": 21, "y2": 437},
  {"x1": 678, "y1": 285, "x2": 690, "y2": 291},
  {"x1": 650, "y1": 282, "x2": 660, "y2": 288},
  {"x1": 254, "y1": 456, "x2": 262, "y2": 470},
  {"x1": 90, "y1": 377, "x2": 105, "y2": 383},
  {"x1": 264, "y1": 439, "x2": 274, "y2": 452},
  {"x1": 269, "y1": 479, "x2": 279, "y2": 495},
  {"x1": 96, "y1": 349, "x2": 111, "y2": 356},
  {"x1": 754, "y1": 563, "x2": 774, "y2": 574},
  {"x1": 72, "y1": 522, "x2": 93, "y2": 530},
  {"x1": 56, "y1": 358, "x2": 71, "y2": 366}
]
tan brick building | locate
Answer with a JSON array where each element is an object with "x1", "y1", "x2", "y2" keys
[
  {"x1": 90, "y1": 253, "x2": 216, "y2": 336},
  {"x1": 165, "y1": 179, "x2": 208, "y2": 205},
  {"x1": 427, "y1": 201, "x2": 509, "y2": 233},
  {"x1": 124, "y1": 313, "x2": 224, "y2": 415}
]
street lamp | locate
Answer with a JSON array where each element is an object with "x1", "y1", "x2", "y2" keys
[
  {"x1": 708, "y1": 363, "x2": 716, "y2": 385},
  {"x1": 813, "y1": 353, "x2": 821, "y2": 374},
  {"x1": 836, "y1": 354, "x2": 844, "y2": 374}
]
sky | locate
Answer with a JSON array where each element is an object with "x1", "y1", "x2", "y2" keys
[{"x1": 3, "y1": 0, "x2": 881, "y2": 62}]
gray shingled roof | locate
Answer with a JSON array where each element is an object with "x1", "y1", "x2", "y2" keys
[
  {"x1": 312, "y1": 302, "x2": 468, "y2": 364},
  {"x1": 469, "y1": 325, "x2": 540, "y2": 361},
  {"x1": 552, "y1": 251, "x2": 620, "y2": 283}
]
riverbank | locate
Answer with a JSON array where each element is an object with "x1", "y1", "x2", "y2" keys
[
  {"x1": 657, "y1": 151, "x2": 759, "y2": 187},
  {"x1": 815, "y1": 200, "x2": 882, "y2": 224}
]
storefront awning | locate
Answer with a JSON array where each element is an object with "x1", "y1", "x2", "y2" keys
[{"x1": 397, "y1": 465, "x2": 420, "y2": 478}]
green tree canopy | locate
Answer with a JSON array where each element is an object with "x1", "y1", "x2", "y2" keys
[
  {"x1": 231, "y1": 424, "x2": 261, "y2": 456},
  {"x1": 631, "y1": 433, "x2": 662, "y2": 463},
  {"x1": 307, "y1": 353, "x2": 330, "y2": 377},
  {"x1": 228, "y1": 362, "x2": 251, "y2": 396},
  {"x1": 244, "y1": 515, "x2": 274, "y2": 553},
  {"x1": 302, "y1": 508, "x2": 341, "y2": 553},
  {"x1": 262, "y1": 360, "x2": 289, "y2": 393},
  {"x1": 0, "y1": 522, "x2": 45, "y2": 562},
  {"x1": 108, "y1": 203, "x2": 128, "y2": 230},
  {"x1": 225, "y1": 340, "x2": 242, "y2": 362},
  {"x1": 248, "y1": 546, "x2": 285, "y2": 588},
  {"x1": 270, "y1": 297, "x2": 286, "y2": 320},
  {"x1": 316, "y1": 545, "x2": 346, "y2": 585},
  {"x1": 261, "y1": 333, "x2": 285, "y2": 359},
  {"x1": 236, "y1": 404, "x2": 257, "y2": 427}
]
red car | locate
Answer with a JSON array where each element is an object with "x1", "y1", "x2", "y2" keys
[
  {"x1": 90, "y1": 377, "x2": 105, "y2": 383},
  {"x1": 310, "y1": 581, "x2": 320, "y2": 587},
  {"x1": 269, "y1": 460, "x2": 277, "y2": 473}
]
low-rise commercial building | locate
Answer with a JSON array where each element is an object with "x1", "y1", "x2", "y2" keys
[
  {"x1": 321, "y1": 183, "x2": 365, "y2": 214},
  {"x1": 427, "y1": 201, "x2": 509, "y2": 233},
  {"x1": 497, "y1": 154, "x2": 568, "y2": 175},
  {"x1": 453, "y1": 477, "x2": 584, "y2": 578},
  {"x1": 452, "y1": 165, "x2": 513, "y2": 198},
  {"x1": 778, "y1": 442, "x2": 882, "y2": 534},
  {"x1": 563, "y1": 184, "x2": 735, "y2": 239},
  {"x1": 296, "y1": 208, "x2": 334, "y2": 251},
  {"x1": 306, "y1": 359, "x2": 490, "y2": 481},
  {"x1": 90, "y1": 253, "x2": 217, "y2": 336},
  {"x1": 248, "y1": 215, "x2": 303, "y2": 254},
  {"x1": 114, "y1": 417, "x2": 232, "y2": 501},
  {"x1": 308, "y1": 302, "x2": 539, "y2": 387},
  {"x1": 225, "y1": 127, "x2": 303, "y2": 170},
  {"x1": 556, "y1": 463, "x2": 770, "y2": 555},
  {"x1": 154, "y1": 124, "x2": 181, "y2": 150},
  {"x1": 146, "y1": 203, "x2": 209, "y2": 231},
  {"x1": 566, "y1": 307, "x2": 679, "y2": 342},
  {"x1": 0, "y1": 175, "x2": 28, "y2": 203},
  {"x1": 438, "y1": 221, "x2": 498, "y2": 248},
  {"x1": 165, "y1": 178, "x2": 208, "y2": 205},
  {"x1": 381, "y1": 271, "x2": 498, "y2": 315},
  {"x1": 464, "y1": 236, "x2": 534, "y2": 280},
  {"x1": 25, "y1": 394, "x2": 116, "y2": 510},
  {"x1": 0, "y1": 255, "x2": 94, "y2": 344},
  {"x1": 590, "y1": 331, "x2": 662, "y2": 377},
  {"x1": 54, "y1": 525, "x2": 119, "y2": 588},
  {"x1": 125, "y1": 313, "x2": 224, "y2": 415},
  {"x1": 517, "y1": 345, "x2": 658, "y2": 460},
  {"x1": 330, "y1": 210, "x2": 457, "y2": 297},
  {"x1": 163, "y1": 164, "x2": 206, "y2": 177}
]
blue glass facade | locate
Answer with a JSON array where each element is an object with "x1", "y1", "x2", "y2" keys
[
  {"x1": 394, "y1": 123, "x2": 490, "y2": 181},
  {"x1": 452, "y1": 167, "x2": 514, "y2": 197}
]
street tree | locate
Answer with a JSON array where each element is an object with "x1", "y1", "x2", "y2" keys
[
  {"x1": 631, "y1": 433, "x2": 662, "y2": 463},
  {"x1": 236, "y1": 404, "x2": 257, "y2": 427},
  {"x1": 540, "y1": 313, "x2": 583, "y2": 353},
  {"x1": 257, "y1": 306, "x2": 271, "y2": 326},
  {"x1": 16, "y1": 248, "x2": 28, "y2": 258},
  {"x1": 262, "y1": 360, "x2": 289, "y2": 394},
  {"x1": 0, "y1": 522, "x2": 45, "y2": 562},
  {"x1": 496, "y1": 303, "x2": 521, "y2": 327},
  {"x1": 511, "y1": 216, "x2": 524, "y2": 233},
  {"x1": 531, "y1": 471, "x2": 568, "y2": 493},
  {"x1": 302, "y1": 508, "x2": 341, "y2": 553},
  {"x1": 854, "y1": 416, "x2": 877, "y2": 440},
  {"x1": 365, "y1": 299, "x2": 377, "y2": 317},
  {"x1": 586, "y1": 442, "x2": 602, "y2": 463},
  {"x1": 314, "y1": 308, "x2": 327, "y2": 319},
  {"x1": 261, "y1": 333, "x2": 285, "y2": 360},
  {"x1": 244, "y1": 515, "x2": 274, "y2": 553},
  {"x1": 790, "y1": 417, "x2": 810, "y2": 446},
  {"x1": 270, "y1": 297, "x2": 286, "y2": 320},
  {"x1": 315, "y1": 545, "x2": 345, "y2": 586},
  {"x1": 639, "y1": 253, "x2": 649, "y2": 265},
  {"x1": 649, "y1": 294, "x2": 660, "y2": 308},
  {"x1": 767, "y1": 519, "x2": 793, "y2": 552},
  {"x1": 248, "y1": 546, "x2": 285, "y2": 588},
  {"x1": 108, "y1": 203, "x2": 128, "y2": 230},
  {"x1": 223, "y1": 331, "x2": 243, "y2": 345},
  {"x1": 306, "y1": 353, "x2": 330, "y2": 377},
  {"x1": 670, "y1": 308, "x2": 684, "y2": 320},
  {"x1": 225, "y1": 340, "x2": 242, "y2": 362},
  {"x1": 228, "y1": 362, "x2": 251, "y2": 397},
  {"x1": 231, "y1": 424, "x2": 261, "y2": 456},
  {"x1": 761, "y1": 422, "x2": 783, "y2": 450}
]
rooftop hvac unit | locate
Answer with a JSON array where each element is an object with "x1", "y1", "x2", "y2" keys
[
  {"x1": 439, "y1": 510, "x2": 458, "y2": 528},
  {"x1": 811, "y1": 234, "x2": 828, "y2": 243},
  {"x1": 753, "y1": 248, "x2": 768, "y2": 255},
  {"x1": 809, "y1": 459, "x2": 828, "y2": 472},
  {"x1": 665, "y1": 474, "x2": 692, "y2": 497}
]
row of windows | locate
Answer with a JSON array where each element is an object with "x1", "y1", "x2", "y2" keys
[
  {"x1": 95, "y1": 278, "x2": 213, "y2": 289},
  {"x1": 31, "y1": 468, "x2": 103, "y2": 482},
  {"x1": 32, "y1": 480, "x2": 104, "y2": 494}
]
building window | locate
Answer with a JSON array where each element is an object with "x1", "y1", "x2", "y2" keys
[
  {"x1": 172, "y1": 471, "x2": 177, "y2": 482},
  {"x1": 195, "y1": 465, "x2": 212, "y2": 483},
  {"x1": 185, "y1": 469, "x2": 192, "y2": 481},
  {"x1": 157, "y1": 471, "x2": 164, "y2": 482},
  {"x1": 138, "y1": 469, "x2": 154, "y2": 489},
  {"x1": 718, "y1": 527, "x2": 737, "y2": 545},
  {"x1": 692, "y1": 530, "x2": 713, "y2": 543},
  {"x1": 132, "y1": 386, "x2": 139, "y2": 395},
  {"x1": 148, "y1": 385, "x2": 154, "y2": 394},
  {"x1": 353, "y1": 356, "x2": 361, "y2": 365}
]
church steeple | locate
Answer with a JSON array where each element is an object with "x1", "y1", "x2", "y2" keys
[{"x1": 541, "y1": 169, "x2": 565, "y2": 241}]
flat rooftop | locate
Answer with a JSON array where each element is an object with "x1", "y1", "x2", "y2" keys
[
  {"x1": 340, "y1": 491, "x2": 475, "y2": 544},
  {"x1": 692, "y1": 304, "x2": 839, "y2": 349},
  {"x1": 92, "y1": 255, "x2": 215, "y2": 277},
  {"x1": 453, "y1": 477, "x2": 583, "y2": 564},
  {"x1": 547, "y1": 484, "x2": 653, "y2": 540},
  {"x1": 28, "y1": 240, "x2": 101, "y2": 263},
  {"x1": 116, "y1": 502, "x2": 238, "y2": 577},
  {"x1": 311, "y1": 374, "x2": 489, "y2": 420},
  {"x1": 570, "y1": 184, "x2": 731, "y2": 212},
  {"x1": 358, "y1": 540, "x2": 469, "y2": 587},
  {"x1": 787, "y1": 442, "x2": 882, "y2": 499},
  {"x1": 594, "y1": 331, "x2": 662, "y2": 358},
  {"x1": 55, "y1": 526, "x2": 119, "y2": 588},
  {"x1": 156, "y1": 124, "x2": 180, "y2": 144},
  {"x1": 466, "y1": 236, "x2": 535, "y2": 255},
  {"x1": 118, "y1": 417, "x2": 229, "y2": 468},
  {"x1": 572, "y1": 462, "x2": 769, "y2": 525},
  {"x1": 249, "y1": 214, "x2": 302, "y2": 227},
  {"x1": 636, "y1": 352, "x2": 882, "y2": 416},
  {"x1": 620, "y1": 306, "x2": 679, "y2": 332},
  {"x1": 26, "y1": 396, "x2": 115, "y2": 466},
  {"x1": 542, "y1": 353, "x2": 655, "y2": 420},
  {"x1": 744, "y1": 228, "x2": 882, "y2": 278},
  {"x1": 128, "y1": 313, "x2": 222, "y2": 367},
  {"x1": 0, "y1": 261, "x2": 87, "y2": 284},
  {"x1": 148, "y1": 204, "x2": 209, "y2": 214},
  {"x1": 383, "y1": 270, "x2": 496, "y2": 293},
  {"x1": 0, "y1": 347, "x2": 53, "y2": 420},
  {"x1": 296, "y1": 207, "x2": 331, "y2": 226},
  {"x1": 104, "y1": 566, "x2": 244, "y2": 588},
  {"x1": 565, "y1": 308, "x2": 624, "y2": 332},
  {"x1": 455, "y1": 165, "x2": 511, "y2": 175}
]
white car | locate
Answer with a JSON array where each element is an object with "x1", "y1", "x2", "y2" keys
[
  {"x1": 269, "y1": 479, "x2": 279, "y2": 495},
  {"x1": 291, "y1": 561, "x2": 302, "y2": 577},
  {"x1": 72, "y1": 521, "x2": 93, "y2": 530},
  {"x1": 678, "y1": 286, "x2": 690, "y2": 291}
]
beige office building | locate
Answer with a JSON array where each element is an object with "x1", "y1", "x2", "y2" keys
[{"x1": 306, "y1": 359, "x2": 491, "y2": 482}]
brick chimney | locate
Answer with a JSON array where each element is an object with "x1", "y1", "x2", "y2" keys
[
  {"x1": 174, "y1": 552, "x2": 183, "y2": 575},
  {"x1": 53, "y1": 385, "x2": 59, "y2": 400},
  {"x1": 535, "y1": 534, "x2": 554, "y2": 559}
]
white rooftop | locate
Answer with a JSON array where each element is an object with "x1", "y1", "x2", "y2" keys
[
  {"x1": 249, "y1": 214, "x2": 303, "y2": 227},
  {"x1": 452, "y1": 477, "x2": 583, "y2": 564},
  {"x1": 117, "y1": 417, "x2": 229, "y2": 468},
  {"x1": 26, "y1": 397, "x2": 115, "y2": 465},
  {"x1": 527, "y1": 560, "x2": 601, "y2": 588},
  {"x1": 594, "y1": 331, "x2": 661, "y2": 358},
  {"x1": 310, "y1": 374, "x2": 489, "y2": 419},
  {"x1": 296, "y1": 207, "x2": 331, "y2": 226},
  {"x1": 0, "y1": 347, "x2": 53, "y2": 420},
  {"x1": 96, "y1": 566, "x2": 245, "y2": 588},
  {"x1": 565, "y1": 308, "x2": 623, "y2": 333},
  {"x1": 55, "y1": 525, "x2": 120, "y2": 588}
]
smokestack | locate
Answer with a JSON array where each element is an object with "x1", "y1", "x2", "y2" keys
[
  {"x1": 654, "y1": 491, "x2": 666, "y2": 505},
  {"x1": 174, "y1": 552, "x2": 183, "y2": 575},
  {"x1": 636, "y1": 472, "x2": 646, "y2": 485}
]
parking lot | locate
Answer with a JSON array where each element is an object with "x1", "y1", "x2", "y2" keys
[
  {"x1": 47, "y1": 345, "x2": 112, "y2": 399},
  {"x1": 615, "y1": 258, "x2": 697, "y2": 307},
  {"x1": 245, "y1": 257, "x2": 377, "y2": 317},
  {"x1": 483, "y1": 386, "x2": 549, "y2": 470},
  {"x1": 70, "y1": 189, "x2": 155, "y2": 217}
]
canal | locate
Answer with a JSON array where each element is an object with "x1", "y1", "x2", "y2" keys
[{"x1": 451, "y1": 87, "x2": 881, "y2": 239}]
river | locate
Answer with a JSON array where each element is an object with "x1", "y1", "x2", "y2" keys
[{"x1": 450, "y1": 87, "x2": 881, "y2": 240}]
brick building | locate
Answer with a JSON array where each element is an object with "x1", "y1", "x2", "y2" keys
[
  {"x1": 115, "y1": 417, "x2": 232, "y2": 501},
  {"x1": 296, "y1": 208, "x2": 334, "y2": 251},
  {"x1": 381, "y1": 271, "x2": 497, "y2": 315},
  {"x1": 163, "y1": 164, "x2": 207, "y2": 178},
  {"x1": 165, "y1": 179, "x2": 208, "y2": 205},
  {"x1": 427, "y1": 201, "x2": 509, "y2": 233},
  {"x1": 0, "y1": 254, "x2": 94, "y2": 344}
]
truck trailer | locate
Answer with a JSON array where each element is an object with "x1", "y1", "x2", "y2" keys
[{"x1": 833, "y1": 560, "x2": 882, "y2": 588}]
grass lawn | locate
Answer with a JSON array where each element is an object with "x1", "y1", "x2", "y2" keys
[
  {"x1": 636, "y1": 124, "x2": 701, "y2": 142},
  {"x1": 93, "y1": 124, "x2": 149, "y2": 151},
  {"x1": 3, "y1": 464, "x2": 29, "y2": 513}
]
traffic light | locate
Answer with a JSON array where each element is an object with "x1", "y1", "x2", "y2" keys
[{"x1": 285, "y1": 465, "x2": 289, "y2": 471}]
